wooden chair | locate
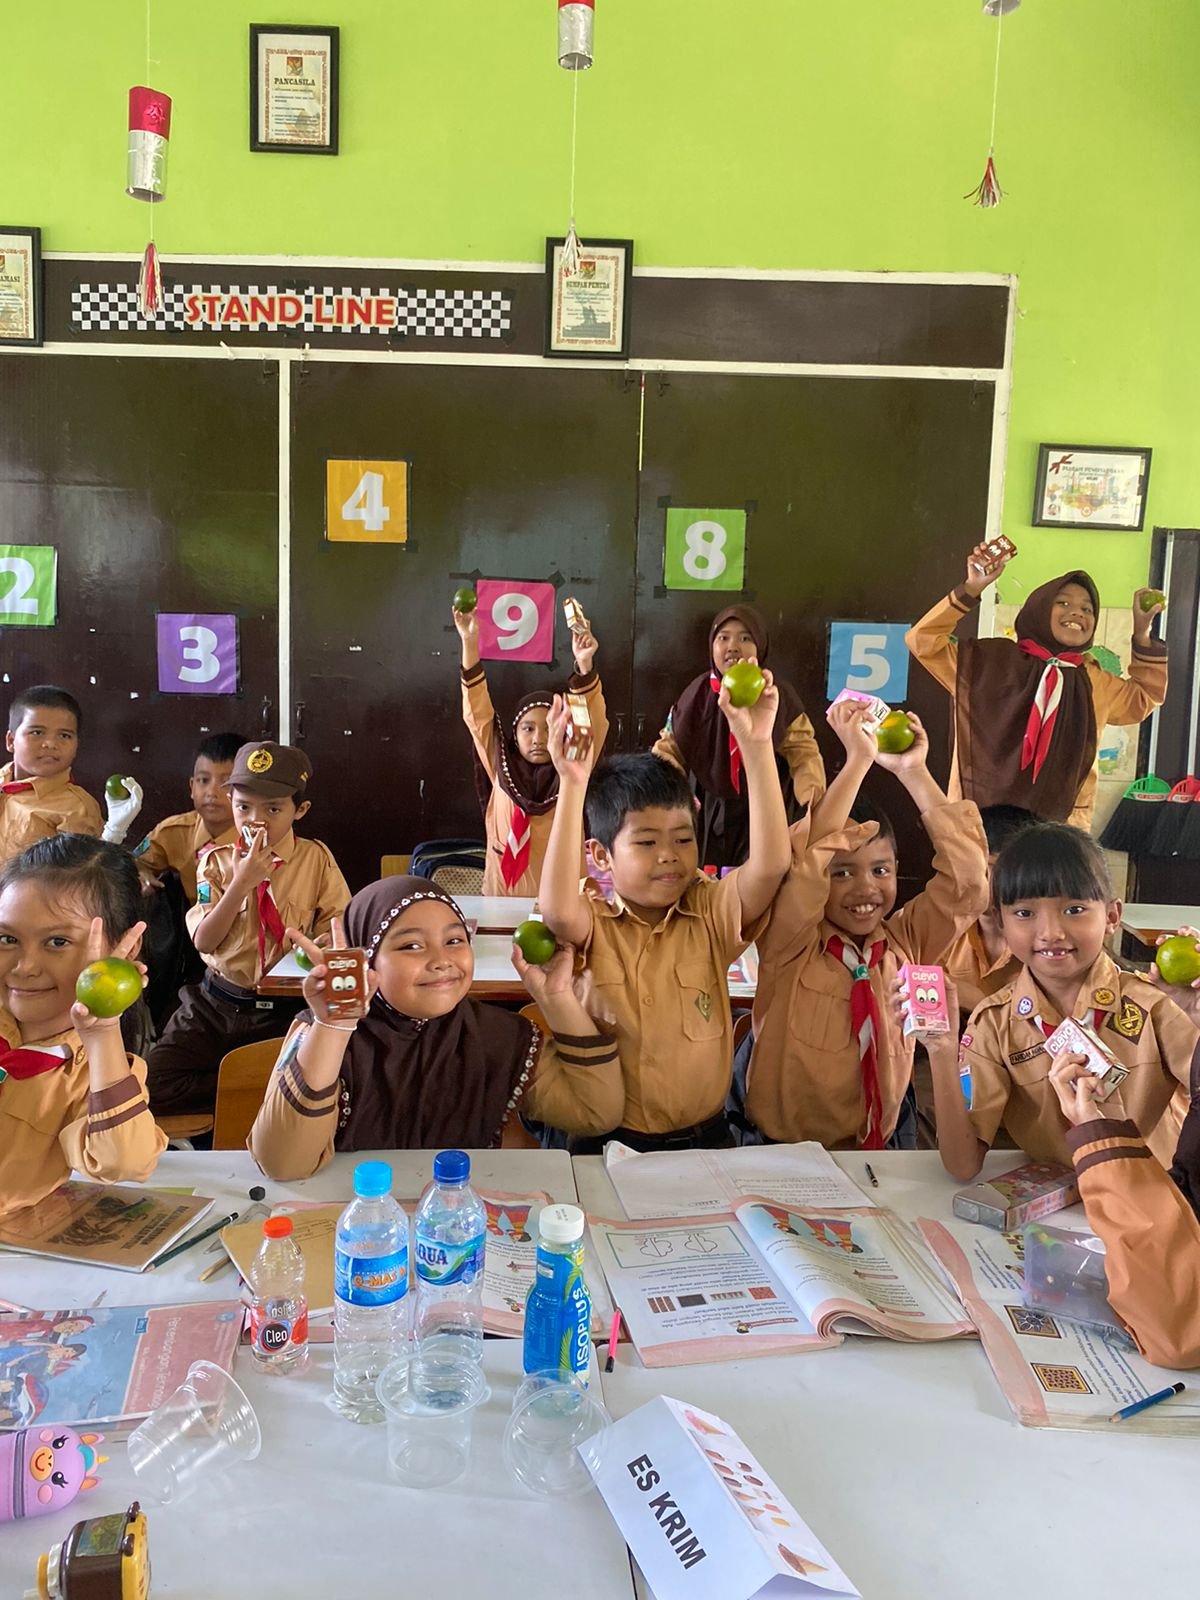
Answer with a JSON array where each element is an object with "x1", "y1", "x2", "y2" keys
[
  {"x1": 380, "y1": 853, "x2": 412, "y2": 879},
  {"x1": 211, "y1": 1037, "x2": 288, "y2": 1151},
  {"x1": 156, "y1": 1112, "x2": 214, "y2": 1149}
]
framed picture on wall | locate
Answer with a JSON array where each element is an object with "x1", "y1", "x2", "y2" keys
[
  {"x1": 544, "y1": 237, "x2": 633, "y2": 359},
  {"x1": 250, "y1": 24, "x2": 340, "y2": 154},
  {"x1": 0, "y1": 226, "x2": 42, "y2": 347},
  {"x1": 1032, "y1": 443, "x2": 1152, "y2": 531}
]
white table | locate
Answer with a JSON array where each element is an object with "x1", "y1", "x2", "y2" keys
[
  {"x1": 1, "y1": 1150, "x2": 635, "y2": 1600},
  {"x1": 455, "y1": 894, "x2": 536, "y2": 932},
  {"x1": 576, "y1": 1149, "x2": 1196, "y2": 1600},
  {"x1": 1122, "y1": 902, "x2": 1199, "y2": 944}
]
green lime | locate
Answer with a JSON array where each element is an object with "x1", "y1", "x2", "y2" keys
[
  {"x1": 721, "y1": 662, "x2": 765, "y2": 709},
  {"x1": 1155, "y1": 935, "x2": 1200, "y2": 987},
  {"x1": 294, "y1": 948, "x2": 314, "y2": 972},
  {"x1": 75, "y1": 957, "x2": 142, "y2": 1018},
  {"x1": 1140, "y1": 590, "x2": 1166, "y2": 613},
  {"x1": 514, "y1": 918, "x2": 557, "y2": 965},
  {"x1": 105, "y1": 775, "x2": 131, "y2": 801},
  {"x1": 876, "y1": 711, "x2": 915, "y2": 754},
  {"x1": 453, "y1": 586, "x2": 478, "y2": 614}
]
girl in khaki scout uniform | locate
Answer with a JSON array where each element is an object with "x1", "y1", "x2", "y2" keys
[
  {"x1": 906, "y1": 541, "x2": 1167, "y2": 829},
  {"x1": 453, "y1": 603, "x2": 608, "y2": 898},
  {"x1": 931, "y1": 825, "x2": 1195, "y2": 1183},
  {"x1": 0, "y1": 834, "x2": 166, "y2": 1218}
]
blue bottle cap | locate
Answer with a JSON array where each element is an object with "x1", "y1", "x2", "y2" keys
[
  {"x1": 354, "y1": 1160, "x2": 393, "y2": 1198},
  {"x1": 433, "y1": 1149, "x2": 470, "y2": 1184}
]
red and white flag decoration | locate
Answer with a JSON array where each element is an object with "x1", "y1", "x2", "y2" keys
[
  {"x1": 558, "y1": 0, "x2": 594, "y2": 70},
  {"x1": 966, "y1": 3, "x2": 1014, "y2": 208},
  {"x1": 127, "y1": 87, "x2": 172, "y2": 316}
]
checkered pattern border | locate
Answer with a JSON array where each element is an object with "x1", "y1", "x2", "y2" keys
[{"x1": 70, "y1": 282, "x2": 513, "y2": 339}]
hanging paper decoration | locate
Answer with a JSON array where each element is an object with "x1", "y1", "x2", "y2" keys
[
  {"x1": 966, "y1": 5, "x2": 1009, "y2": 207},
  {"x1": 127, "y1": 87, "x2": 171, "y2": 317},
  {"x1": 558, "y1": 0, "x2": 594, "y2": 70}
]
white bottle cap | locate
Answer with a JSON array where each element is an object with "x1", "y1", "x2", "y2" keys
[{"x1": 539, "y1": 1203, "x2": 585, "y2": 1244}]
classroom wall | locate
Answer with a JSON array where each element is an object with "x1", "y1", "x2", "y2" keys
[{"x1": 7, "y1": 0, "x2": 1199, "y2": 605}]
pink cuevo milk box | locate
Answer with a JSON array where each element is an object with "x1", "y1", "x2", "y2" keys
[
  {"x1": 897, "y1": 963, "x2": 951, "y2": 1037},
  {"x1": 829, "y1": 687, "x2": 890, "y2": 730}
]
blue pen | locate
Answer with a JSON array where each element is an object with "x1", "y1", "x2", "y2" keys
[{"x1": 1109, "y1": 1381, "x2": 1185, "y2": 1424}]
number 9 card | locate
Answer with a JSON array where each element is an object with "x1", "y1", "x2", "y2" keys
[{"x1": 476, "y1": 578, "x2": 556, "y2": 664}]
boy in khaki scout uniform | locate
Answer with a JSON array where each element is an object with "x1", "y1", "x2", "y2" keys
[
  {"x1": 132, "y1": 732, "x2": 245, "y2": 903},
  {"x1": 746, "y1": 701, "x2": 989, "y2": 1150},
  {"x1": 538, "y1": 673, "x2": 791, "y2": 1151},
  {"x1": 146, "y1": 742, "x2": 350, "y2": 1120},
  {"x1": 931, "y1": 823, "x2": 1195, "y2": 1182},
  {"x1": 0, "y1": 686, "x2": 134, "y2": 865}
]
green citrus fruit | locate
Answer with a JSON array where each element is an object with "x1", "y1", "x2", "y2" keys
[
  {"x1": 453, "y1": 586, "x2": 478, "y2": 614},
  {"x1": 1140, "y1": 590, "x2": 1166, "y2": 613},
  {"x1": 105, "y1": 775, "x2": 131, "y2": 801},
  {"x1": 75, "y1": 957, "x2": 143, "y2": 1018},
  {"x1": 876, "y1": 710, "x2": 915, "y2": 754},
  {"x1": 1155, "y1": 935, "x2": 1200, "y2": 987},
  {"x1": 721, "y1": 662, "x2": 765, "y2": 709},
  {"x1": 514, "y1": 918, "x2": 557, "y2": 965},
  {"x1": 294, "y1": 948, "x2": 314, "y2": 972}
]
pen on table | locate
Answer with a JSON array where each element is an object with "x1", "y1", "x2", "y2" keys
[
  {"x1": 1109, "y1": 1382, "x2": 1185, "y2": 1424},
  {"x1": 864, "y1": 1164, "x2": 879, "y2": 1189},
  {"x1": 149, "y1": 1212, "x2": 240, "y2": 1270},
  {"x1": 605, "y1": 1309, "x2": 622, "y2": 1373}
]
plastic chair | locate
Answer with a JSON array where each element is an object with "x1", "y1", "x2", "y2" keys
[
  {"x1": 211, "y1": 1037, "x2": 288, "y2": 1151},
  {"x1": 409, "y1": 839, "x2": 487, "y2": 896}
]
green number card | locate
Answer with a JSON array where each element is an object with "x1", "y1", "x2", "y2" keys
[
  {"x1": 663, "y1": 509, "x2": 747, "y2": 592},
  {"x1": 0, "y1": 545, "x2": 57, "y2": 627}
]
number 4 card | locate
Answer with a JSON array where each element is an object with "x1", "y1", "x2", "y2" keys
[{"x1": 325, "y1": 459, "x2": 410, "y2": 544}]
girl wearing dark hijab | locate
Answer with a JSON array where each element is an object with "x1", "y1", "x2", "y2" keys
[
  {"x1": 453, "y1": 601, "x2": 607, "y2": 896},
  {"x1": 653, "y1": 604, "x2": 825, "y2": 871},
  {"x1": 907, "y1": 540, "x2": 1167, "y2": 826},
  {"x1": 250, "y1": 876, "x2": 623, "y2": 1180}
]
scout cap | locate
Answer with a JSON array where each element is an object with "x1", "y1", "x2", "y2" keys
[{"x1": 226, "y1": 741, "x2": 312, "y2": 799}]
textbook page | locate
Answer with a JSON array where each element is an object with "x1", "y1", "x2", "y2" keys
[
  {"x1": 604, "y1": 1142, "x2": 875, "y2": 1221},
  {"x1": 735, "y1": 1200, "x2": 975, "y2": 1342}
]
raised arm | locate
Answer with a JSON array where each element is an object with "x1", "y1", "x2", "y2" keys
[
  {"x1": 777, "y1": 712, "x2": 826, "y2": 811},
  {"x1": 718, "y1": 671, "x2": 790, "y2": 926},
  {"x1": 188, "y1": 835, "x2": 270, "y2": 954},
  {"x1": 536, "y1": 695, "x2": 593, "y2": 949},
  {"x1": 514, "y1": 943, "x2": 623, "y2": 1136},
  {"x1": 905, "y1": 539, "x2": 1014, "y2": 695}
]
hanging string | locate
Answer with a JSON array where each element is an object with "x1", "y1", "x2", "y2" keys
[
  {"x1": 561, "y1": 70, "x2": 582, "y2": 276},
  {"x1": 136, "y1": 0, "x2": 163, "y2": 317},
  {"x1": 966, "y1": 8, "x2": 1005, "y2": 208}
]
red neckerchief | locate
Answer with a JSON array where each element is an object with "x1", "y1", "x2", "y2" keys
[
  {"x1": 253, "y1": 861, "x2": 287, "y2": 975},
  {"x1": 1036, "y1": 1007, "x2": 1106, "y2": 1040},
  {"x1": 826, "y1": 934, "x2": 888, "y2": 1150},
  {"x1": 1017, "y1": 639, "x2": 1084, "y2": 782},
  {"x1": 0, "y1": 1042, "x2": 73, "y2": 1082},
  {"x1": 1, "y1": 781, "x2": 35, "y2": 794},
  {"x1": 500, "y1": 806, "x2": 532, "y2": 889},
  {"x1": 708, "y1": 674, "x2": 742, "y2": 795}
]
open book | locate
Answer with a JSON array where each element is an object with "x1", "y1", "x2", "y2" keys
[
  {"x1": 0, "y1": 1182, "x2": 214, "y2": 1272},
  {"x1": 590, "y1": 1199, "x2": 975, "y2": 1366},
  {"x1": 604, "y1": 1140, "x2": 875, "y2": 1220}
]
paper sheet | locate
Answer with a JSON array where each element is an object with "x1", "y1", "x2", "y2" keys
[{"x1": 604, "y1": 1142, "x2": 875, "y2": 1221}]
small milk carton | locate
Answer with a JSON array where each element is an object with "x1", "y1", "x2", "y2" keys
[
  {"x1": 564, "y1": 692, "x2": 593, "y2": 762},
  {"x1": 829, "y1": 687, "x2": 890, "y2": 732},
  {"x1": 897, "y1": 963, "x2": 950, "y2": 1037},
  {"x1": 322, "y1": 949, "x2": 370, "y2": 1022},
  {"x1": 977, "y1": 534, "x2": 1018, "y2": 568},
  {"x1": 1044, "y1": 1017, "x2": 1130, "y2": 1100},
  {"x1": 562, "y1": 595, "x2": 589, "y2": 635}
]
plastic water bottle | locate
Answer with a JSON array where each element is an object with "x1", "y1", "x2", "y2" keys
[
  {"x1": 523, "y1": 1203, "x2": 592, "y2": 1380},
  {"x1": 333, "y1": 1161, "x2": 410, "y2": 1423},
  {"x1": 247, "y1": 1216, "x2": 309, "y2": 1373},
  {"x1": 413, "y1": 1150, "x2": 486, "y2": 1365}
]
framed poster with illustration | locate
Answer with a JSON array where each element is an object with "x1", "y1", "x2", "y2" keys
[
  {"x1": 250, "y1": 24, "x2": 340, "y2": 154},
  {"x1": 0, "y1": 226, "x2": 42, "y2": 347},
  {"x1": 1033, "y1": 444, "x2": 1152, "y2": 532},
  {"x1": 544, "y1": 237, "x2": 633, "y2": 359}
]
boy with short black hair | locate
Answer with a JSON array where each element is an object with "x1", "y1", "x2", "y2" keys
[
  {"x1": 539, "y1": 673, "x2": 791, "y2": 1151},
  {"x1": 944, "y1": 803, "x2": 1037, "y2": 1013},
  {"x1": 132, "y1": 732, "x2": 246, "y2": 903},
  {"x1": 146, "y1": 741, "x2": 350, "y2": 1119},
  {"x1": 0, "y1": 685, "x2": 125, "y2": 864},
  {"x1": 745, "y1": 700, "x2": 989, "y2": 1150}
]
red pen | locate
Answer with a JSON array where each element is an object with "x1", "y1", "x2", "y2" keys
[{"x1": 605, "y1": 1308, "x2": 622, "y2": 1372}]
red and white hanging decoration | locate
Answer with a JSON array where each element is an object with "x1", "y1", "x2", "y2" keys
[
  {"x1": 966, "y1": 2, "x2": 1017, "y2": 208},
  {"x1": 127, "y1": 86, "x2": 172, "y2": 315},
  {"x1": 556, "y1": 0, "x2": 595, "y2": 277}
]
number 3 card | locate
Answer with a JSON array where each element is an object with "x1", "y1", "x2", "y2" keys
[
  {"x1": 157, "y1": 613, "x2": 240, "y2": 695},
  {"x1": 664, "y1": 508, "x2": 747, "y2": 592},
  {"x1": 476, "y1": 578, "x2": 556, "y2": 664}
]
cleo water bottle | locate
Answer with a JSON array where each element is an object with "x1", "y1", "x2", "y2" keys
[
  {"x1": 413, "y1": 1150, "x2": 486, "y2": 1364},
  {"x1": 247, "y1": 1216, "x2": 309, "y2": 1373},
  {"x1": 333, "y1": 1161, "x2": 409, "y2": 1423},
  {"x1": 523, "y1": 1204, "x2": 592, "y2": 1379}
]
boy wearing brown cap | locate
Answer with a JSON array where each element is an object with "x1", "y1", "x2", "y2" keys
[{"x1": 146, "y1": 742, "x2": 350, "y2": 1120}]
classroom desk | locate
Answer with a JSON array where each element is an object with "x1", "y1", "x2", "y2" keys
[
  {"x1": 455, "y1": 894, "x2": 536, "y2": 932},
  {"x1": 1121, "y1": 902, "x2": 1199, "y2": 945},
  {"x1": 0, "y1": 1149, "x2": 636, "y2": 1600},
  {"x1": 575, "y1": 1149, "x2": 1196, "y2": 1600}
]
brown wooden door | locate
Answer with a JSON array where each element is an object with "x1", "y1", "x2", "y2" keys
[
  {"x1": 0, "y1": 354, "x2": 279, "y2": 827},
  {"x1": 632, "y1": 372, "x2": 996, "y2": 893},
  {"x1": 289, "y1": 362, "x2": 640, "y2": 888}
]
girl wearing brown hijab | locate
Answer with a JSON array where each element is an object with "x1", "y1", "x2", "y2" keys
[
  {"x1": 907, "y1": 540, "x2": 1167, "y2": 827},
  {"x1": 653, "y1": 603, "x2": 825, "y2": 871},
  {"x1": 453, "y1": 601, "x2": 608, "y2": 896},
  {"x1": 249, "y1": 877, "x2": 623, "y2": 1180}
]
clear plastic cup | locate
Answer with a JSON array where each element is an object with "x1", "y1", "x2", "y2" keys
[
  {"x1": 503, "y1": 1369, "x2": 611, "y2": 1498},
  {"x1": 376, "y1": 1353, "x2": 490, "y2": 1489},
  {"x1": 127, "y1": 1360, "x2": 261, "y2": 1506}
]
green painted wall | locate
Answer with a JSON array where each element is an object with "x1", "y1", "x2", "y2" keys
[{"x1": 8, "y1": 1, "x2": 1199, "y2": 607}]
